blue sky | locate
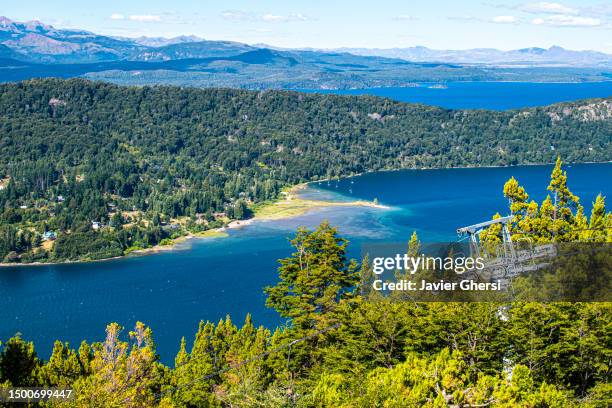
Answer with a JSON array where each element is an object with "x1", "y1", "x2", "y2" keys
[{"x1": 5, "y1": 1, "x2": 612, "y2": 52}]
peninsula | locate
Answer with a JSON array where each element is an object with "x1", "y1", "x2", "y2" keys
[{"x1": 0, "y1": 79, "x2": 609, "y2": 264}]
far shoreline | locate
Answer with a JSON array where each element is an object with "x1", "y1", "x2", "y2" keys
[{"x1": 308, "y1": 160, "x2": 612, "y2": 184}]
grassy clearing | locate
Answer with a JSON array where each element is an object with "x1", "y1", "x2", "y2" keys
[
  {"x1": 253, "y1": 198, "x2": 326, "y2": 219},
  {"x1": 253, "y1": 184, "x2": 387, "y2": 221},
  {"x1": 193, "y1": 230, "x2": 229, "y2": 239}
]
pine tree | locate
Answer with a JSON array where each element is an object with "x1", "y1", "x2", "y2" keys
[
  {"x1": 0, "y1": 335, "x2": 39, "y2": 386},
  {"x1": 357, "y1": 254, "x2": 376, "y2": 298},
  {"x1": 547, "y1": 157, "x2": 580, "y2": 240},
  {"x1": 265, "y1": 221, "x2": 359, "y2": 331},
  {"x1": 407, "y1": 231, "x2": 420, "y2": 257},
  {"x1": 588, "y1": 194, "x2": 609, "y2": 242},
  {"x1": 481, "y1": 212, "x2": 504, "y2": 246},
  {"x1": 504, "y1": 176, "x2": 530, "y2": 217},
  {"x1": 216, "y1": 315, "x2": 272, "y2": 407},
  {"x1": 548, "y1": 157, "x2": 579, "y2": 213},
  {"x1": 505, "y1": 302, "x2": 612, "y2": 395},
  {"x1": 170, "y1": 320, "x2": 224, "y2": 406},
  {"x1": 35, "y1": 341, "x2": 83, "y2": 386},
  {"x1": 264, "y1": 221, "x2": 358, "y2": 375}
]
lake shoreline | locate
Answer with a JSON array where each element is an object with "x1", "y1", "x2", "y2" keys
[
  {"x1": 2, "y1": 161, "x2": 608, "y2": 267},
  {"x1": 0, "y1": 183, "x2": 387, "y2": 267},
  {"x1": 305, "y1": 82, "x2": 612, "y2": 110},
  {"x1": 309, "y1": 160, "x2": 612, "y2": 183},
  {"x1": 298, "y1": 80, "x2": 612, "y2": 93}
]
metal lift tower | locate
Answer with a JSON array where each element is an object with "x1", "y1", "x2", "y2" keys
[
  {"x1": 457, "y1": 216, "x2": 556, "y2": 279},
  {"x1": 456, "y1": 215, "x2": 515, "y2": 259}
]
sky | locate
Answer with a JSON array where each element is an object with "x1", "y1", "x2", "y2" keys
[{"x1": 4, "y1": 1, "x2": 612, "y2": 52}]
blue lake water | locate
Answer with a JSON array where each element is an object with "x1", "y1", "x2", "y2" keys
[
  {"x1": 0, "y1": 163, "x2": 610, "y2": 363},
  {"x1": 304, "y1": 81, "x2": 612, "y2": 110}
]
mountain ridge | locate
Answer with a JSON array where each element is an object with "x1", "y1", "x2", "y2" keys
[
  {"x1": 1, "y1": 16, "x2": 610, "y2": 67},
  {"x1": 0, "y1": 16, "x2": 611, "y2": 88},
  {"x1": 331, "y1": 45, "x2": 612, "y2": 67}
]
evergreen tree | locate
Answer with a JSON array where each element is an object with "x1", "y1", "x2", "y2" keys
[
  {"x1": 71, "y1": 322, "x2": 163, "y2": 408},
  {"x1": 504, "y1": 176, "x2": 530, "y2": 217},
  {"x1": 485, "y1": 159, "x2": 610, "y2": 244},
  {"x1": 0, "y1": 335, "x2": 39, "y2": 386},
  {"x1": 588, "y1": 194, "x2": 610, "y2": 242},
  {"x1": 265, "y1": 221, "x2": 359, "y2": 331},
  {"x1": 357, "y1": 254, "x2": 376, "y2": 298},
  {"x1": 35, "y1": 341, "x2": 83, "y2": 387},
  {"x1": 170, "y1": 321, "x2": 218, "y2": 406}
]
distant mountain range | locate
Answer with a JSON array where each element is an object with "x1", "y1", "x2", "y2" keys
[
  {"x1": 0, "y1": 16, "x2": 611, "y2": 89},
  {"x1": 0, "y1": 17, "x2": 259, "y2": 63},
  {"x1": 332, "y1": 46, "x2": 612, "y2": 68},
  {"x1": 0, "y1": 17, "x2": 143, "y2": 63}
]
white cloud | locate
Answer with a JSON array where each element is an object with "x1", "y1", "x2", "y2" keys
[
  {"x1": 221, "y1": 10, "x2": 310, "y2": 23},
  {"x1": 492, "y1": 15, "x2": 517, "y2": 24},
  {"x1": 531, "y1": 14, "x2": 601, "y2": 26},
  {"x1": 110, "y1": 13, "x2": 125, "y2": 20},
  {"x1": 448, "y1": 15, "x2": 518, "y2": 24},
  {"x1": 129, "y1": 15, "x2": 162, "y2": 23},
  {"x1": 261, "y1": 14, "x2": 287, "y2": 22},
  {"x1": 261, "y1": 13, "x2": 309, "y2": 23},
  {"x1": 221, "y1": 10, "x2": 252, "y2": 22},
  {"x1": 588, "y1": 4, "x2": 612, "y2": 17},
  {"x1": 522, "y1": 2, "x2": 577, "y2": 14}
]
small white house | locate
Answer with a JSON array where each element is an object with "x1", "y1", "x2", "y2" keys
[{"x1": 43, "y1": 231, "x2": 57, "y2": 241}]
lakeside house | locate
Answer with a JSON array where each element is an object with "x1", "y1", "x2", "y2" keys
[
  {"x1": 43, "y1": 231, "x2": 56, "y2": 241},
  {"x1": 162, "y1": 223, "x2": 181, "y2": 232}
]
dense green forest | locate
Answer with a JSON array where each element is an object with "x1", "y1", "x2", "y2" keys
[
  {"x1": 0, "y1": 78, "x2": 610, "y2": 263},
  {"x1": 0, "y1": 165, "x2": 610, "y2": 407}
]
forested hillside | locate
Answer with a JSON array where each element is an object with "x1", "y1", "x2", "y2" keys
[{"x1": 0, "y1": 78, "x2": 610, "y2": 263}]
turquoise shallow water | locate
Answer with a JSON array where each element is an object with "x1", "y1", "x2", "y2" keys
[{"x1": 0, "y1": 163, "x2": 610, "y2": 363}]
